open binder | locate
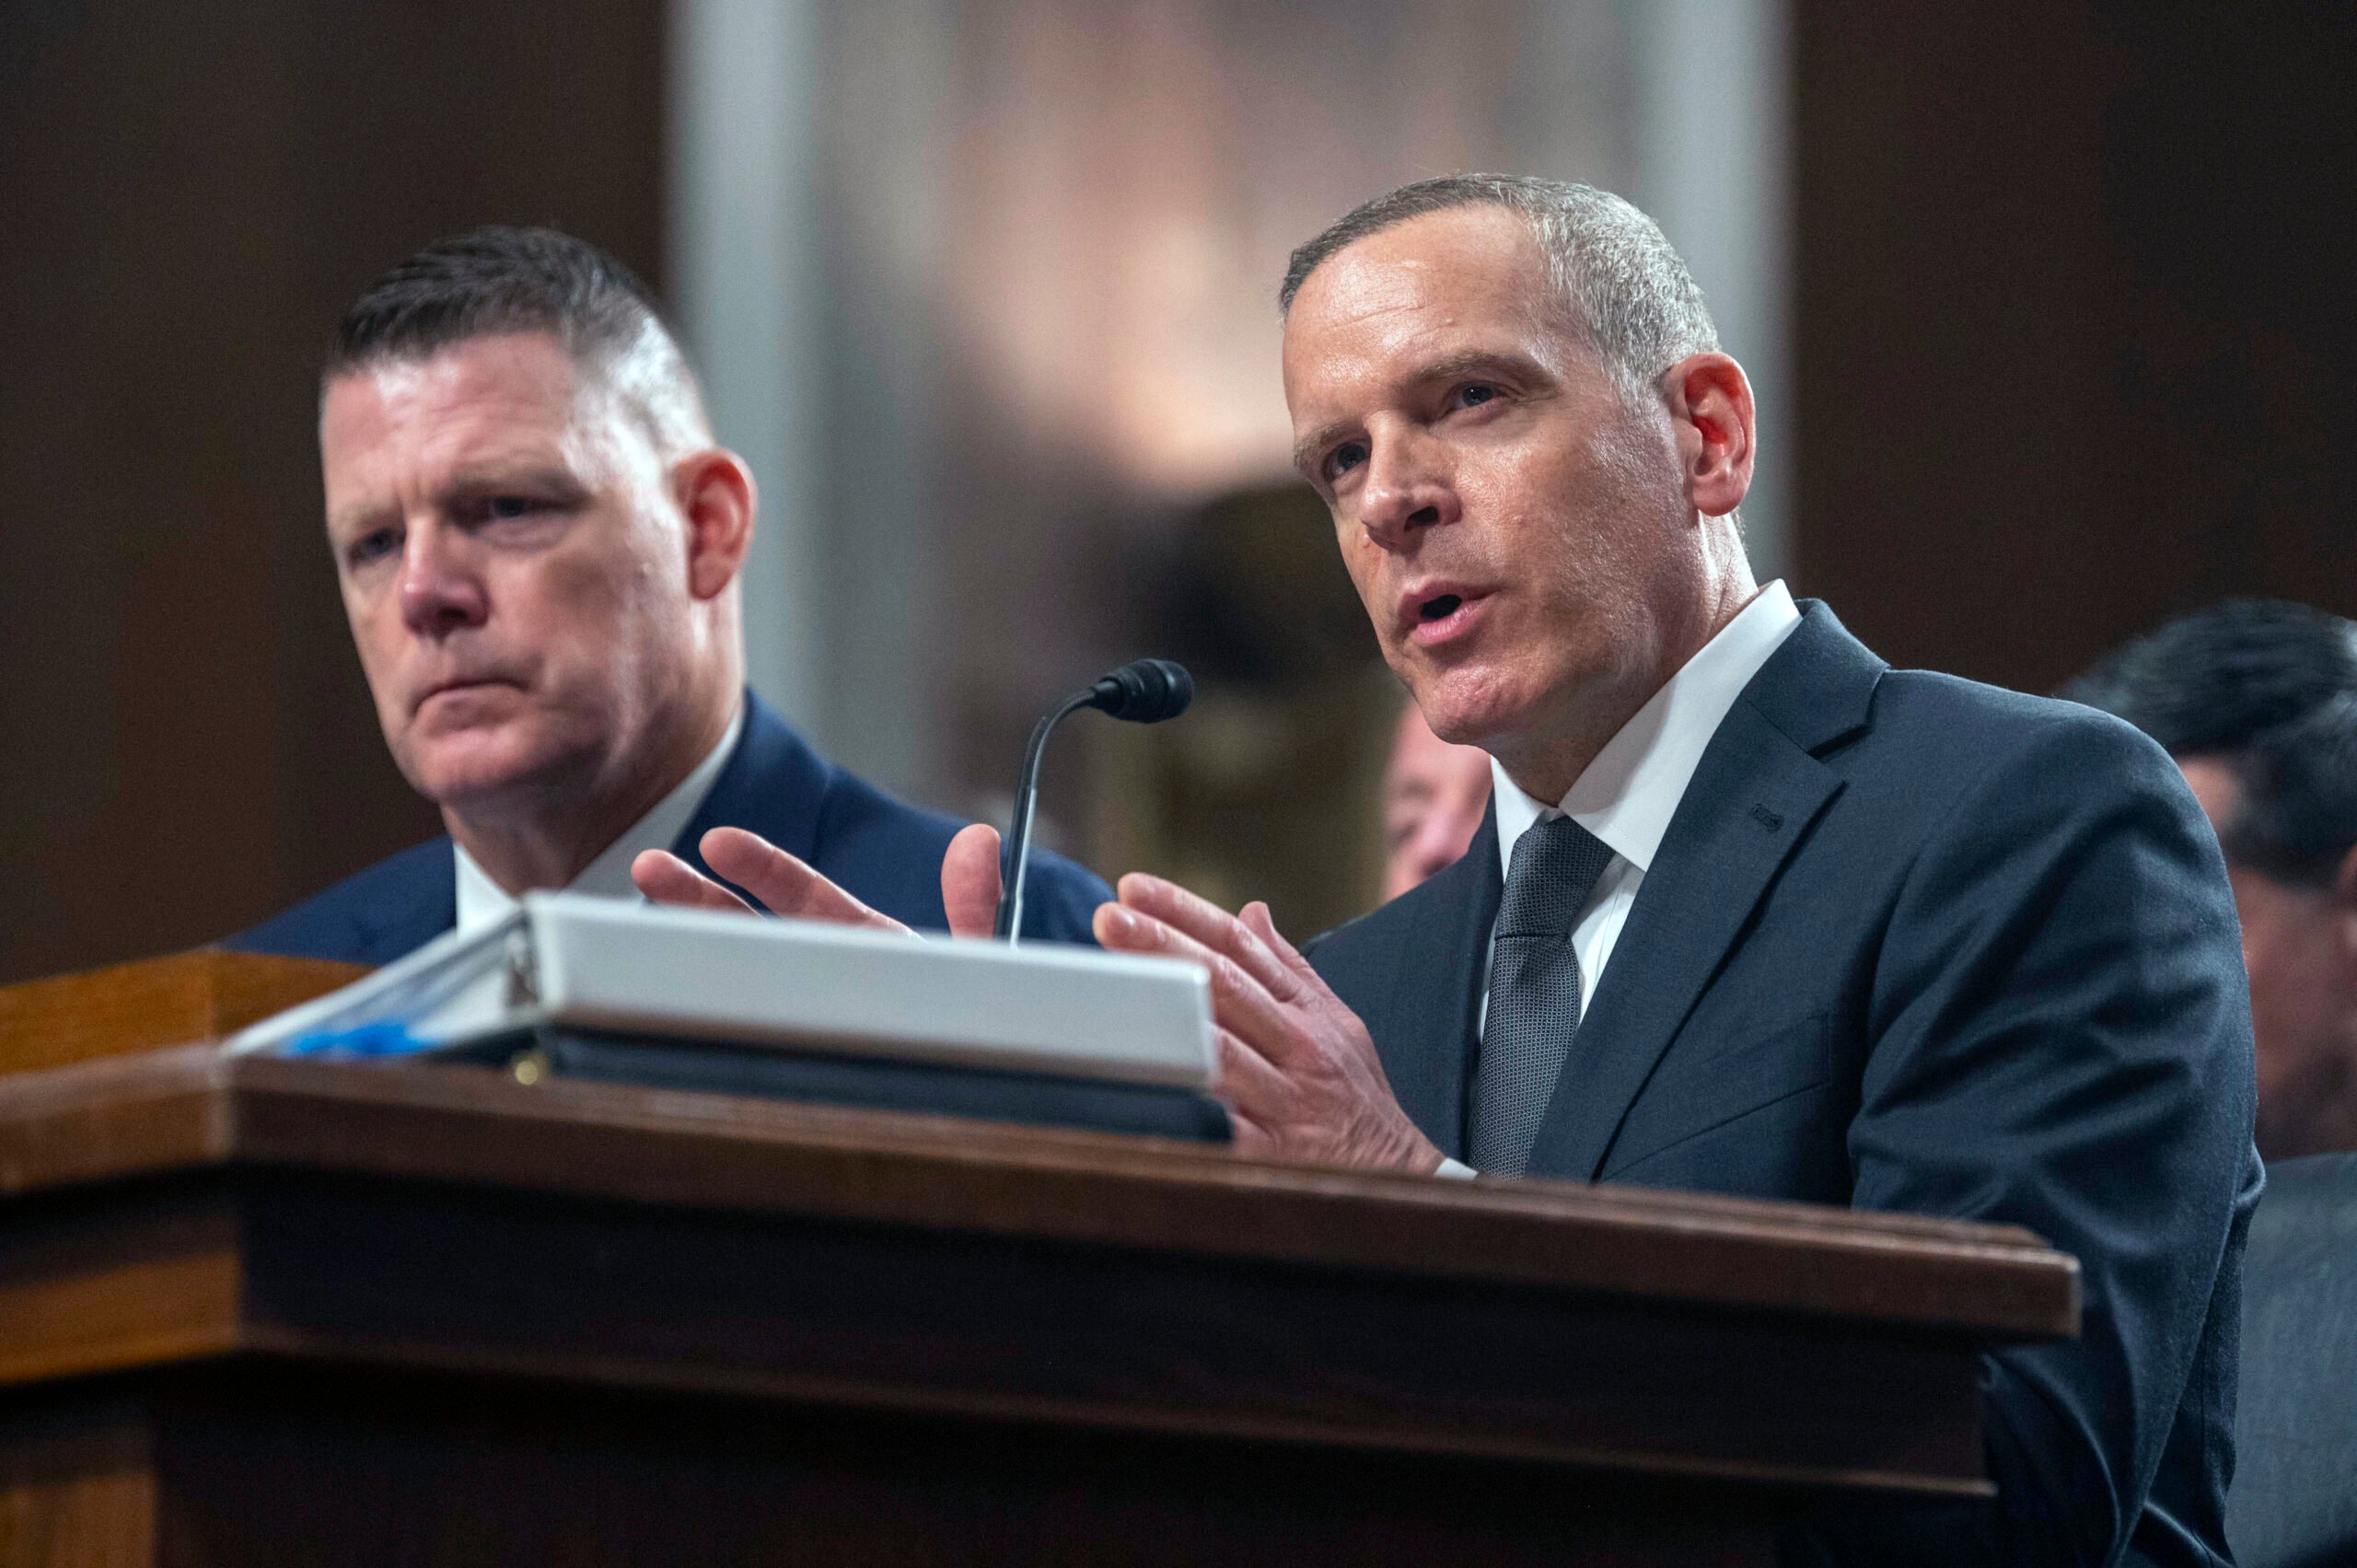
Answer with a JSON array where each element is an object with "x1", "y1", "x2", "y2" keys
[{"x1": 229, "y1": 893, "x2": 1228, "y2": 1142}]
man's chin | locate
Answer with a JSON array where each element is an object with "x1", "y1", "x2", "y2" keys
[
  {"x1": 398, "y1": 734, "x2": 583, "y2": 819},
  {"x1": 1411, "y1": 671, "x2": 1527, "y2": 752}
]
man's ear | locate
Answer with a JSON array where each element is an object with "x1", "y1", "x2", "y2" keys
[
  {"x1": 1661, "y1": 352, "x2": 1755, "y2": 519},
  {"x1": 673, "y1": 448, "x2": 756, "y2": 601}
]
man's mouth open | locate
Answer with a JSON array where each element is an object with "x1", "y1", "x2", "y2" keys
[{"x1": 1407, "y1": 588, "x2": 1490, "y2": 648}]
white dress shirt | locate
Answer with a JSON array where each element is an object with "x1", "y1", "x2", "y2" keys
[
  {"x1": 454, "y1": 705, "x2": 747, "y2": 934},
  {"x1": 1435, "y1": 580, "x2": 1803, "y2": 1177}
]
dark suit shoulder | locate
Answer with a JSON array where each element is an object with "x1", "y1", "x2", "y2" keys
[
  {"x1": 1799, "y1": 667, "x2": 2193, "y2": 857},
  {"x1": 222, "y1": 837, "x2": 455, "y2": 967},
  {"x1": 681, "y1": 694, "x2": 1109, "y2": 944},
  {"x1": 1851, "y1": 667, "x2": 2170, "y2": 773}
]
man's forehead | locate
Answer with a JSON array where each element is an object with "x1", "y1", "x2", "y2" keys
[
  {"x1": 319, "y1": 333, "x2": 610, "y2": 488},
  {"x1": 1282, "y1": 208, "x2": 1556, "y2": 401},
  {"x1": 324, "y1": 332, "x2": 585, "y2": 435},
  {"x1": 1290, "y1": 208, "x2": 1548, "y2": 333}
]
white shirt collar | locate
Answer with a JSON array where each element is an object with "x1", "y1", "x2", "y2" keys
[
  {"x1": 454, "y1": 703, "x2": 747, "y2": 935},
  {"x1": 1494, "y1": 581, "x2": 1803, "y2": 878}
]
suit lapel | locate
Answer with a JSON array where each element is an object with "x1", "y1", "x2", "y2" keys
[
  {"x1": 354, "y1": 841, "x2": 458, "y2": 965},
  {"x1": 1522, "y1": 603, "x2": 1883, "y2": 1180},
  {"x1": 1380, "y1": 802, "x2": 1504, "y2": 1158},
  {"x1": 1308, "y1": 802, "x2": 1500, "y2": 1158}
]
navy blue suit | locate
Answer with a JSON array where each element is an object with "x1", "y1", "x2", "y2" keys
[
  {"x1": 1306, "y1": 603, "x2": 2259, "y2": 1567},
  {"x1": 227, "y1": 692, "x2": 1111, "y2": 964}
]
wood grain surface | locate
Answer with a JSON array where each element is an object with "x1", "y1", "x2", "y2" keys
[
  {"x1": 0, "y1": 1045, "x2": 2079, "y2": 1340},
  {"x1": 0, "y1": 979, "x2": 2089, "y2": 1562},
  {"x1": 0, "y1": 952, "x2": 363, "y2": 1077}
]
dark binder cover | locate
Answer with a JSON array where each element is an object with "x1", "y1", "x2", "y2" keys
[{"x1": 441, "y1": 1027, "x2": 1232, "y2": 1144}]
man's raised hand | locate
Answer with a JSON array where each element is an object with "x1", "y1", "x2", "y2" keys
[
  {"x1": 1094, "y1": 875, "x2": 1445, "y2": 1173},
  {"x1": 631, "y1": 822, "x2": 1004, "y2": 938},
  {"x1": 635, "y1": 834, "x2": 1438, "y2": 1172}
]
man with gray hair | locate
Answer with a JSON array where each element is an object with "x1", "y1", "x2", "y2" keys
[{"x1": 640, "y1": 177, "x2": 2256, "y2": 1564}]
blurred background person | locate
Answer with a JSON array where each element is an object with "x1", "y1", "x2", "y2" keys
[
  {"x1": 1379, "y1": 698, "x2": 1492, "y2": 900},
  {"x1": 2068, "y1": 600, "x2": 2357, "y2": 1160}
]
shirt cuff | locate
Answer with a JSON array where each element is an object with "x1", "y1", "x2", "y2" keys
[{"x1": 1434, "y1": 1156, "x2": 1478, "y2": 1179}]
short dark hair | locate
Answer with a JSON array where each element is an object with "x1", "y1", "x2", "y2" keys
[
  {"x1": 2065, "y1": 599, "x2": 2357, "y2": 885},
  {"x1": 329, "y1": 225, "x2": 678, "y2": 383}
]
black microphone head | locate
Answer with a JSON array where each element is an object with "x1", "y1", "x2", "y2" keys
[{"x1": 1088, "y1": 658, "x2": 1194, "y2": 724}]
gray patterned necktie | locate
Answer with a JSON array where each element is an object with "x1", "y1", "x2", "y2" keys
[{"x1": 1469, "y1": 814, "x2": 1618, "y2": 1175}]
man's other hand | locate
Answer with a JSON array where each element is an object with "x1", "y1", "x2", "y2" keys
[
  {"x1": 631, "y1": 822, "x2": 1004, "y2": 937},
  {"x1": 1095, "y1": 876, "x2": 1445, "y2": 1173}
]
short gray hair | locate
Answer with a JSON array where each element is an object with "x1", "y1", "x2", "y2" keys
[
  {"x1": 330, "y1": 225, "x2": 711, "y2": 453},
  {"x1": 1280, "y1": 174, "x2": 1719, "y2": 402}
]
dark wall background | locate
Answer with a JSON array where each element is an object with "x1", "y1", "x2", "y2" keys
[
  {"x1": 0, "y1": 1, "x2": 666, "y2": 981},
  {"x1": 1793, "y1": 2, "x2": 2357, "y2": 691}
]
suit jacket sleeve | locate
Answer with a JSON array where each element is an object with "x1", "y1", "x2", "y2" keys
[{"x1": 1787, "y1": 714, "x2": 2255, "y2": 1567}]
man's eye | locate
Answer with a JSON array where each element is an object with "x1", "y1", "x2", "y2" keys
[
  {"x1": 346, "y1": 528, "x2": 400, "y2": 566},
  {"x1": 1455, "y1": 382, "x2": 1501, "y2": 410},
  {"x1": 1324, "y1": 440, "x2": 1369, "y2": 482},
  {"x1": 486, "y1": 496, "x2": 539, "y2": 520}
]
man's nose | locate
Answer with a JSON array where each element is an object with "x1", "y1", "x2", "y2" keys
[
  {"x1": 1358, "y1": 429, "x2": 1460, "y2": 551},
  {"x1": 398, "y1": 523, "x2": 490, "y2": 637}
]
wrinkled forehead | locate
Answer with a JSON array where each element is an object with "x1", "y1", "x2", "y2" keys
[
  {"x1": 319, "y1": 333, "x2": 635, "y2": 477},
  {"x1": 323, "y1": 331, "x2": 592, "y2": 440},
  {"x1": 1280, "y1": 208, "x2": 1570, "y2": 412},
  {"x1": 315, "y1": 338, "x2": 654, "y2": 539}
]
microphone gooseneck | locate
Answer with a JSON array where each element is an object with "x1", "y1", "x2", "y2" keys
[{"x1": 995, "y1": 659, "x2": 1194, "y2": 943}]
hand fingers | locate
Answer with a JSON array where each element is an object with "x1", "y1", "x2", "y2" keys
[
  {"x1": 1095, "y1": 902, "x2": 1309, "y2": 1066},
  {"x1": 1222, "y1": 1107, "x2": 1274, "y2": 1156},
  {"x1": 1116, "y1": 874, "x2": 1298, "y2": 1000},
  {"x1": 1212, "y1": 1024, "x2": 1295, "y2": 1115},
  {"x1": 941, "y1": 822, "x2": 1004, "y2": 939},
  {"x1": 1239, "y1": 900, "x2": 1318, "y2": 990},
  {"x1": 632, "y1": 850, "x2": 759, "y2": 914},
  {"x1": 700, "y1": 827, "x2": 911, "y2": 935}
]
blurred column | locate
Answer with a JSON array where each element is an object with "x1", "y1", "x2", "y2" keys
[
  {"x1": 1627, "y1": 0, "x2": 1793, "y2": 581},
  {"x1": 668, "y1": 0, "x2": 826, "y2": 739}
]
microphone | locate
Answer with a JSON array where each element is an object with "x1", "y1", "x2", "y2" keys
[{"x1": 994, "y1": 658, "x2": 1194, "y2": 943}]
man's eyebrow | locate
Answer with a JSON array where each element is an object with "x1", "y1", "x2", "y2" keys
[
  {"x1": 1411, "y1": 345, "x2": 1549, "y2": 389},
  {"x1": 442, "y1": 460, "x2": 587, "y2": 495},
  {"x1": 1289, "y1": 347, "x2": 1551, "y2": 475},
  {"x1": 325, "y1": 498, "x2": 392, "y2": 540},
  {"x1": 324, "y1": 463, "x2": 587, "y2": 538},
  {"x1": 1291, "y1": 420, "x2": 1354, "y2": 478}
]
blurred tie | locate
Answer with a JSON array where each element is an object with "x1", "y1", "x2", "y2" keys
[{"x1": 1469, "y1": 815, "x2": 1617, "y2": 1175}]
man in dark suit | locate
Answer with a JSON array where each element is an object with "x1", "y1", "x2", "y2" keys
[
  {"x1": 228, "y1": 226, "x2": 1104, "y2": 965},
  {"x1": 1084, "y1": 178, "x2": 2259, "y2": 1565},
  {"x1": 637, "y1": 177, "x2": 2257, "y2": 1562}
]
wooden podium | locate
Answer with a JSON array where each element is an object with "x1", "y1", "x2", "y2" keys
[{"x1": 0, "y1": 953, "x2": 2078, "y2": 1566}]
